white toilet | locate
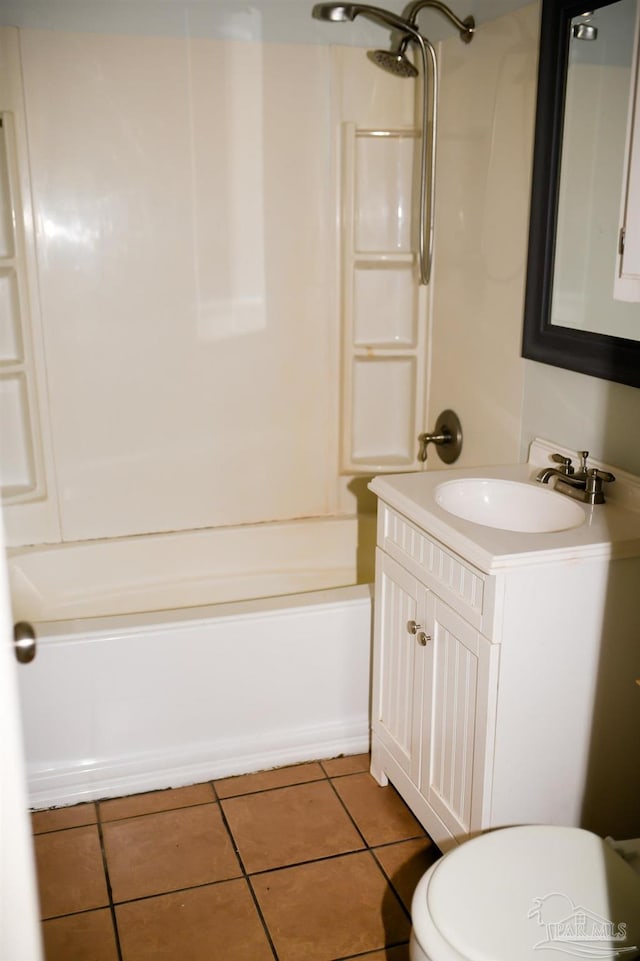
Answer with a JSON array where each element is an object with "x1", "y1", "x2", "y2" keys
[{"x1": 410, "y1": 825, "x2": 640, "y2": 961}]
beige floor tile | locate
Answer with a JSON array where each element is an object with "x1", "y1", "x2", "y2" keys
[
  {"x1": 98, "y1": 782, "x2": 215, "y2": 821},
  {"x1": 103, "y1": 803, "x2": 241, "y2": 902},
  {"x1": 321, "y1": 753, "x2": 371, "y2": 777},
  {"x1": 35, "y1": 825, "x2": 109, "y2": 919},
  {"x1": 354, "y1": 946, "x2": 411, "y2": 961},
  {"x1": 116, "y1": 879, "x2": 274, "y2": 961},
  {"x1": 332, "y1": 773, "x2": 425, "y2": 846},
  {"x1": 252, "y1": 850, "x2": 410, "y2": 961},
  {"x1": 42, "y1": 908, "x2": 119, "y2": 961},
  {"x1": 214, "y1": 761, "x2": 325, "y2": 799},
  {"x1": 373, "y1": 837, "x2": 441, "y2": 911},
  {"x1": 32, "y1": 763, "x2": 433, "y2": 961},
  {"x1": 32, "y1": 803, "x2": 97, "y2": 835},
  {"x1": 222, "y1": 780, "x2": 364, "y2": 873}
]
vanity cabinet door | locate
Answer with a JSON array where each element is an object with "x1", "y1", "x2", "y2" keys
[
  {"x1": 420, "y1": 595, "x2": 497, "y2": 839},
  {"x1": 371, "y1": 549, "x2": 426, "y2": 785}
]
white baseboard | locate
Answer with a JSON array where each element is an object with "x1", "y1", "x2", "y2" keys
[{"x1": 28, "y1": 718, "x2": 371, "y2": 809}]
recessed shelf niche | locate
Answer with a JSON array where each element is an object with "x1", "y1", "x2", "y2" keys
[
  {"x1": 340, "y1": 123, "x2": 427, "y2": 474},
  {"x1": 0, "y1": 111, "x2": 42, "y2": 501}
]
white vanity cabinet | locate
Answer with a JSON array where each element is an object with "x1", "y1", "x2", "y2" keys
[
  {"x1": 369, "y1": 462, "x2": 640, "y2": 852},
  {"x1": 370, "y1": 503, "x2": 500, "y2": 850},
  {"x1": 372, "y1": 546, "x2": 498, "y2": 845}
]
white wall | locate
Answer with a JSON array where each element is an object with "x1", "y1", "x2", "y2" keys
[
  {"x1": 428, "y1": 3, "x2": 539, "y2": 468},
  {"x1": 521, "y1": 362, "x2": 640, "y2": 476},
  {"x1": 431, "y1": 1, "x2": 640, "y2": 479}
]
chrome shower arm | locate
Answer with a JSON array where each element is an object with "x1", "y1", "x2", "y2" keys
[{"x1": 404, "y1": 0, "x2": 474, "y2": 41}]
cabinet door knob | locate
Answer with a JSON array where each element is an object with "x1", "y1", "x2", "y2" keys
[{"x1": 407, "y1": 621, "x2": 431, "y2": 645}]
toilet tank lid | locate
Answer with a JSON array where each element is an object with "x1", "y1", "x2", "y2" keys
[{"x1": 413, "y1": 826, "x2": 640, "y2": 961}]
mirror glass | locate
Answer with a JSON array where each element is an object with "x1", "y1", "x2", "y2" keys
[
  {"x1": 551, "y1": 0, "x2": 636, "y2": 339},
  {"x1": 522, "y1": 0, "x2": 640, "y2": 388}
]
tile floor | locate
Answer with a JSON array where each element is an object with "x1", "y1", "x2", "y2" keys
[{"x1": 32, "y1": 754, "x2": 441, "y2": 961}]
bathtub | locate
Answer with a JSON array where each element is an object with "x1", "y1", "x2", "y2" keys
[{"x1": 11, "y1": 516, "x2": 375, "y2": 809}]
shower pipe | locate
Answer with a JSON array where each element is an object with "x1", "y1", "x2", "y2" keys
[{"x1": 312, "y1": 2, "x2": 474, "y2": 285}]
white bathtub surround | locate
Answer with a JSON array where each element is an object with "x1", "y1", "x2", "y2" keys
[
  {"x1": 8, "y1": 30, "x2": 340, "y2": 544},
  {"x1": 9, "y1": 514, "x2": 376, "y2": 622},
  {"x1": 1, "y1": 25, "x2": 417, "y2": 548},
  {"x1": 18, "y1": 585, "x2": 372, "y2": 809}
]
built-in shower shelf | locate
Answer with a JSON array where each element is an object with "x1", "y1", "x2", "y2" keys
[
  {"x1": 0, "y1": 85, "x2": 46, "y2": 505},
  {"x1": 340, "y1": 122, "x2": 427, "y2": 474},
  {"x1": 353, "y1": 253, "x2": 415, "y2": 263},
  {"x1": 2, "y1": 482, "x2": 37, "y2": 499}
]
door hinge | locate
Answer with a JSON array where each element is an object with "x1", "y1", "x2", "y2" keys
[{"x1": 619, "y1": 226, "x2": 626, "y2": 256}]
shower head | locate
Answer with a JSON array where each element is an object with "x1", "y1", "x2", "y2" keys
[
  {"x1": 312, "y1": 3, "x2": 357, "y2": 21},
  {"x1": 367, "y1": 45, "x2": 418, "y2": 77},
  {"x1": 312, "y1": 3, "x2": 420, "y2": 38},
  {"x1": 313, "y1": 1, "x2": 474, "y2": 50}
]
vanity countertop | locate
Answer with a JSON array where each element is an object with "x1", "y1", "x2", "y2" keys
[{"x1": 369, "y1": 443, "x2": 640, "y2": 574}]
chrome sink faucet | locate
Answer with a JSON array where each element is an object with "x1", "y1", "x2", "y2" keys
[{"x1": 536, "y1": 451, "x2": 615, "y2": 505}]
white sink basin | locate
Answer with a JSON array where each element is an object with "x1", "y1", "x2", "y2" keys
[{"x1": 435, "y1": 478, "x2": 586, "y2": 533}]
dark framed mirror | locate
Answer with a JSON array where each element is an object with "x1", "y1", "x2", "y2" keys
[{"x1": 522, "y1": 0, "x2": 640, "y2": 388}]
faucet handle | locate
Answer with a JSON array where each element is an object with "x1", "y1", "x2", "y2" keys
[
  {"x1": 551, "y1": 453, "x2": 573, "y2": 475},
  {"x1": 587, "y1": 468, "x2": 615, "y2": 484},
  {"x1": 586, "y1": 468, "x2": 615, "y2": 503}
]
